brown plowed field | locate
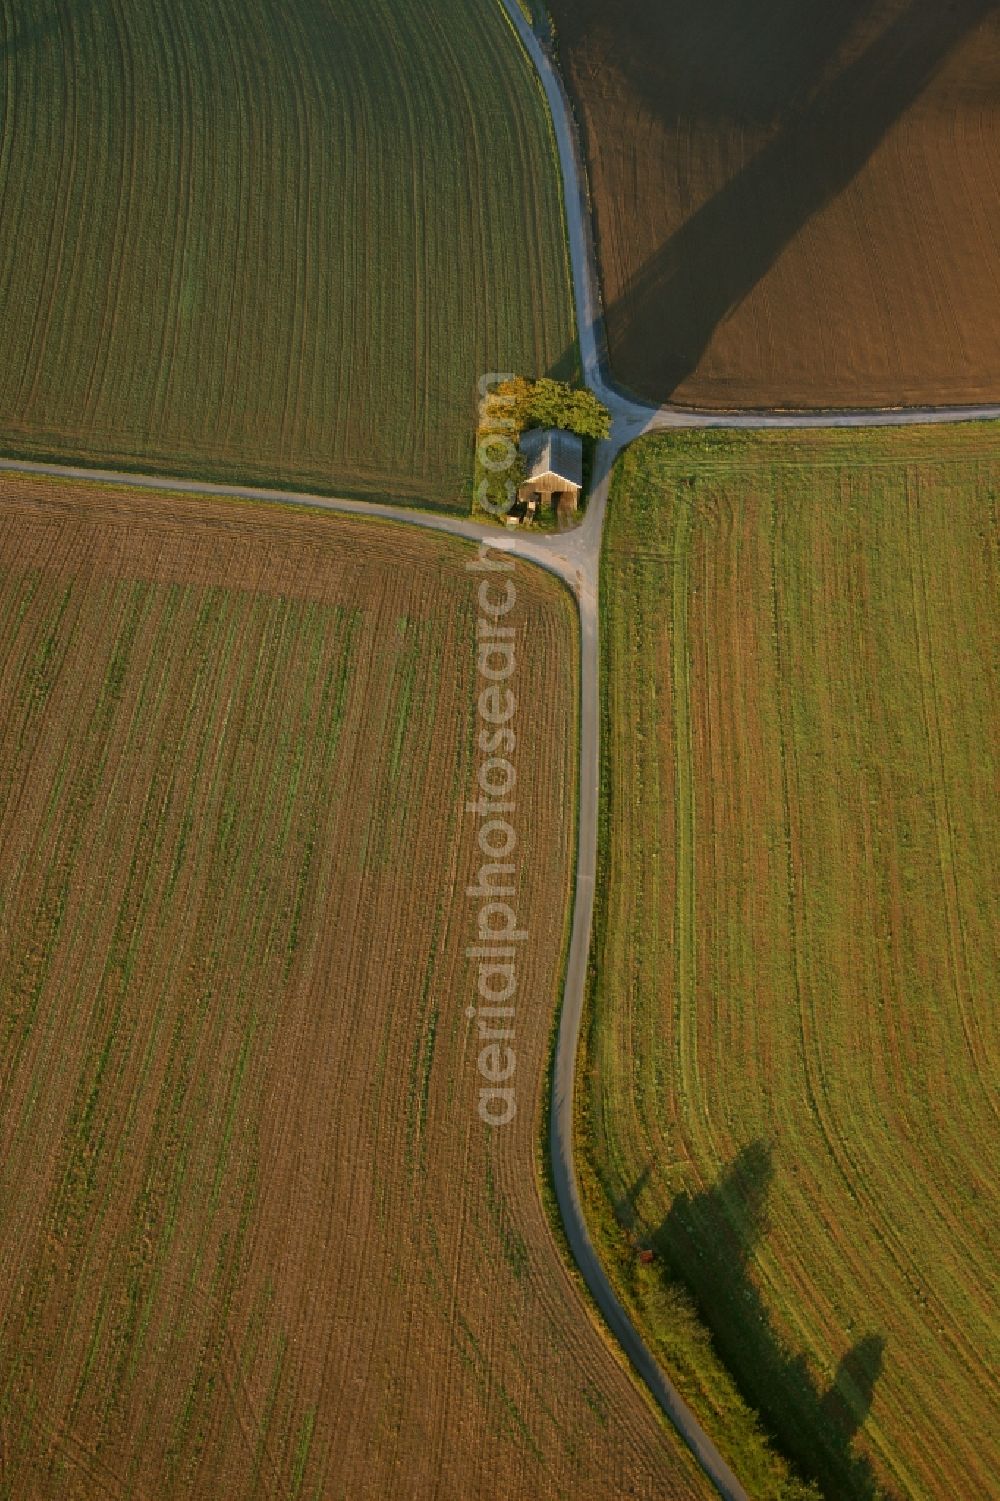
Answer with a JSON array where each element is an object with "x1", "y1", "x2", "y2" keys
[
  {"x1": 548, "y1": 0, "x2": 1000, "y2": 408},
  {"x1": 0, "y1": 474, "x2": 709, "y2": 1500}
]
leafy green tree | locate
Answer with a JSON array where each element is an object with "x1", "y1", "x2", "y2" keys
[{"x1": 494, "y1": 376, "x2": 611, "y2": 440}]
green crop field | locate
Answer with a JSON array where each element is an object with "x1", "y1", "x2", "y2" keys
[
  {"x1": 0, "y1": 0, "x2": 575, "y2": 508},
  {"x1": 586, "y1": 426, "x2": 999, "y2": 1499}
]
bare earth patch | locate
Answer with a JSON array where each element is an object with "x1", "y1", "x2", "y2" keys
[{"x1": 548, "y1": 0, "x2": 1000, "y2": 408}]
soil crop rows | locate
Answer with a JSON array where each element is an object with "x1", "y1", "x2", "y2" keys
[
  {"x1": 0, "y1": 473, "x2": 711, "y2": 1500},
  {"x1": 548, "y1": 0, "x2": 1000, "y2": 409},
  {"x1": 0, "y1": 0, "x2": 575, "y2": 508},
  {"x1": 588, "y1": 426, "x2": 999, "y2": 1498}
]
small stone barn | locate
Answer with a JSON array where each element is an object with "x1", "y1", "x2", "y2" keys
[{"x1": 517, "y1": 428, "x2": 583, "y2": 517}]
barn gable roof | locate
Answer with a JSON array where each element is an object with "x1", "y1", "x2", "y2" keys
[{"x1": 520, "y1": 427, "x2": 583, "y2": 489}]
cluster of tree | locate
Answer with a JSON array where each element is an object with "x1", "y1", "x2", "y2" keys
[{"x1": 493, "y1": 376, "x2": 611, "y2": 440}]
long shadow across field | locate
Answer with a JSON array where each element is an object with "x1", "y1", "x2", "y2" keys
[
  {"x1": 637, "y1": 1143, "x2": 890, "y2": 1499},
  {"x1": 558, "y1": 0, "x2": 996, "y2": 399}
]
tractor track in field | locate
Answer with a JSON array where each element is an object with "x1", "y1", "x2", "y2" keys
[{"x1": 2, "y1": 5, "x2": 998, "y2": 1497}]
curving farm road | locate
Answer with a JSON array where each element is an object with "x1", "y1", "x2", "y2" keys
[
  {"x1": 2, "y1": 7, "x2": 998, "y2": 1497},
  {"x1": 0, "y1": 443, "x2": 745, "y2": 1497},
  {"x1": 498, "y1": 0, "x2": 1000, "y2": 1494},
  {"x1": 497, "y1": 1, "x2": 1000, "y2": 1496}
]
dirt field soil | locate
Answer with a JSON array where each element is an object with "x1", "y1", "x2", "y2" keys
[
  {"x1": 548, "y1": 0, "x2": 1000, "y2": 409},
  {"x1": 0, "y1": 474, "x2": 709, "y2": 1500}
]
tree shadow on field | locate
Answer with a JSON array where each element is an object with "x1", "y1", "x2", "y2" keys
[
  {"x1": 614, "y1": 1161, "x2": 654, "y2": 1231},
  {"x1": 545, "y1": 341, "x2": 579, "y2": 384},
  {"x1": 642, "y1": 1142, "x2": 890, "y2": 1499},
  {"x1": 556, "y1": 0, "x2": 996, "y2": 399}
]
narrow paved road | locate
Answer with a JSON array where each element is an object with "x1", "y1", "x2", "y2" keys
[{"x1": 3, "y1": 10, "x2": 997, "y2": 1497}]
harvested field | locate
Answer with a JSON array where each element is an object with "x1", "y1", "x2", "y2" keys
[
  {"x1": 0, "y1": 0, "x2": 575, "y2": 508},
  {"x1": 589, "y1": 427, "x2": 1000, "y2": 1498},
  {"x1": 0, "y1": 474, "x2": 710, "y2": 1500},
  {"x1": 548, "y1": 0, "x2": 1000, "y2": 408}
]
